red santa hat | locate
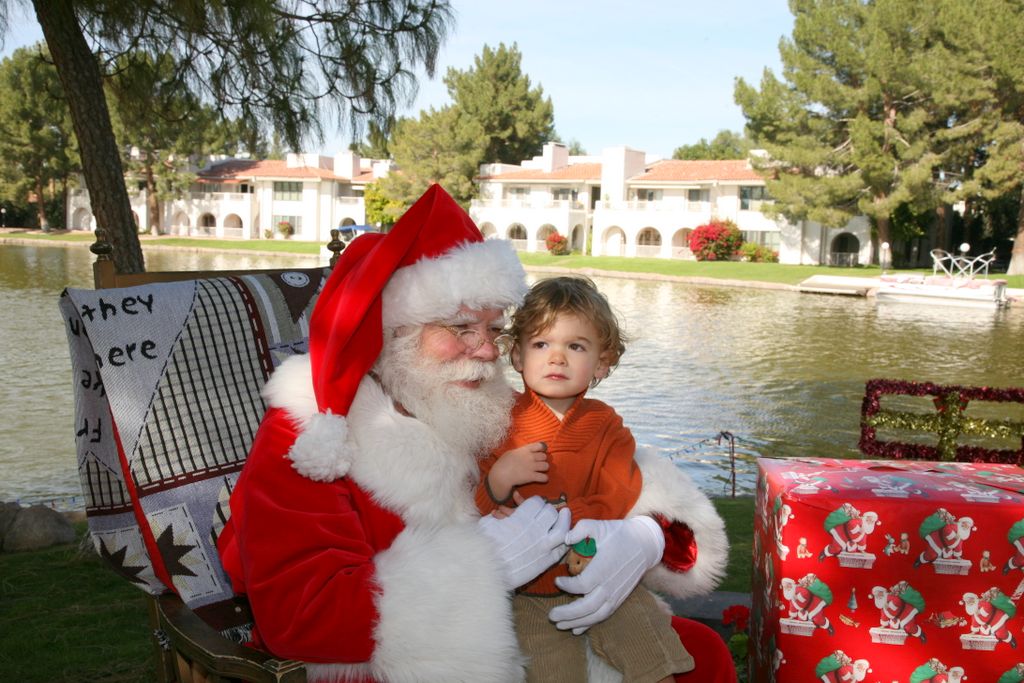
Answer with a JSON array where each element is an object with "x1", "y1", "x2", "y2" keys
[{"x1": 286, "y1": 184, "x2": 527, "y2": 481}]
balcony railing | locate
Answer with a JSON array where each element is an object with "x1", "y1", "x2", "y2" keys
[
  {"x1": 472, "y1": 198, "x2": 585, "y2": 210},
  {"x1": 599, "y1": 198, "x2": 693, "y2": 212}
]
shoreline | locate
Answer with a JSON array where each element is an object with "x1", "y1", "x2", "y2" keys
[{"x1": 0, "y1": 231, "x2": 802, "y2": 292}]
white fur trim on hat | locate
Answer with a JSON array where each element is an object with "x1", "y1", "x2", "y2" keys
[
  {"x1": 286, "y1": 411, "x2": 354, "y2": 482},
  {"x1": 381, "y1": 238, "x2": 527, "y2": 328}
]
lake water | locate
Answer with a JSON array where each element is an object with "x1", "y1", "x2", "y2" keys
[{"x1": 3, "y1": 241, "x2": 1023, "y2": 506}]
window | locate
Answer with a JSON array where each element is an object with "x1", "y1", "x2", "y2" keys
[
  {"x1": 273, "y1": 215, "x2": 302, "y2": 230},
  {"x1": 742, "y1": 230, "x2": 780, "y2": 250},
  {"x1": 552, "y1": 187, "x2": 576, "y2": 201},
  {"x1": 634, "y1": 189, "x2": 661, "y2": 202},
  {"x1": 273, "y1": 181, "x2": 303, "y2": 201},
  {"x1": 740, "y1": 186, "x2": 770, "y2": 211},
  {"x1": 508, "y1": 187, "x2": 529, "y2": 198},
  {"x1": 687, "y1": 189, "x2": 710, "y2": 206}
]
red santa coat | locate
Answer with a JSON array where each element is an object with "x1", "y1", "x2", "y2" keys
[{"x1": 219, "y1": 355, "x2": 730, "y2": 682}]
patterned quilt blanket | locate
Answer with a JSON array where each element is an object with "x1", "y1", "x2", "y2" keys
[{"x1": 60, "y1": 268, "x2": 326, "y2": 632}]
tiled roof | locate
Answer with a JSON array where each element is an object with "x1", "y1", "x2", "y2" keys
[
  {"x1": 633, "y1": 159, "x2": 763, "y2": 182},
  {"x1": 198, "y1": 159, "x2": 358, "y2": 182},
  {"x1": 480, "y1": 162, "x2": 602, "y2": 181}
]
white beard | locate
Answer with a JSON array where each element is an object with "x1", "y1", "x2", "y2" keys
[{"x1": 374, "y1": 331, "x2": 514, "y2": 459}]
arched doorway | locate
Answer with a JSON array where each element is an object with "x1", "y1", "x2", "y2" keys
[
  {"x1": 199, "y1": 213, "x2": 216, "y2": 236},
  {"x1": 672, "y1": 228, "x2": 693, "y2": 259},
  {"x1": 72, "y1": 208, "x2": 92, "y2": 231},
  {"x1": 507, "y1": 223, "x2": 527, "y2": 251},
  {"x1": 602, "y1": 226, "x2": 626, "y2": 257},
  {"x1": 224, "y1": 214, "x2": 243, "y2": 238},
  {"x1": 829, "y1": 232, "x2": 860, "y2": 267},
  {"x1": 570, "y1": 224, "x2": 585, "y2": 252},
  {"x1": 173, "y1": 211, "x2": 190, "y2": 236},
  {"x1": 636, "y1": 227, "x2": 662, "y2": 257},
  {"x1": 479, "y1": 222, "x2": 497, "y2": 238}
]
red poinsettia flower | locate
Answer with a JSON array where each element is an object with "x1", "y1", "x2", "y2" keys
[{"x1": 722, "y1": 604, "x2": 750, "y2": 633}]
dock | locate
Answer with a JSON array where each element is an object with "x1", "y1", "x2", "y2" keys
[{"x1": 797, "y1": 274, "x2": 879, "y2": 297}]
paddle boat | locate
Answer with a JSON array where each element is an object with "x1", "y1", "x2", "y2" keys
[{"x1": 875, "y1": 248, "x2": 1011, "y2": 309}]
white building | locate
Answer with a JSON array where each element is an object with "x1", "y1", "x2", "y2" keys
[
  {"x1": 472, "y1": 142, "x2": 871, "y2": 266},
  {"x1": 67, "y1": 151, "x2": 389, "y2": 244},
  {"x1": 67, "y1": 141, "x2": 872, "y2": 266}
]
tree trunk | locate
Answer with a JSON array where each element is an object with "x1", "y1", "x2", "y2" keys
[
  {"x1": 33, "y1": 0, "x2": 145, "y2": 274},
  {"x1": 34, "y1": 175, "x2": 47, "y2": 230},
  {"x1": 145, "y1": 163, "x2": 160, "y2": 236},
  {"x1": 1008, "y1": 184, "x2": 1024, "y2": 276}
]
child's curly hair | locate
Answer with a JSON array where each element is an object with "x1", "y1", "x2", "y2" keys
[{"x1": 509, "y1": 276, "x2": 628, "y2": 382}]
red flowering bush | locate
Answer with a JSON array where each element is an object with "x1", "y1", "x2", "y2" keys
[
  {"x1": 545, "y1": 231, "x2": 570, "y2": 256},
  {"x1": 688, "y1": 220, "x2": 742, "y2": 261}
]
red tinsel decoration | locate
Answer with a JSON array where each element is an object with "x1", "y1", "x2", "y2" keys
[{"x1": 858, "y1": 378, "x2": 1024, "y2": 464}]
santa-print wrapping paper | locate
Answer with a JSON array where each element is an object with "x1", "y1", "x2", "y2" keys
[{"x1": 751, "y1": 457, "x2": 1024, "y2": 682}]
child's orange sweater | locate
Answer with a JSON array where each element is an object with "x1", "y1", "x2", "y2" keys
[{"x1": 475, "y1": 388, "x2": 643, "y2": 595}]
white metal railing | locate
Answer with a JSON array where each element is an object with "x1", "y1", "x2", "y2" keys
[
  {"x1": 600, "y1": 199, "x2": 690, "y2": 212},
  {"x1": 931, "y1": 249, "x2": 996, "y2": 279},
  {"x1": 221, "y1": 227, "x2": 244, "y2": 239},
  {"x1": 472, "y1": 198, "x2": 585, "y2": 210},
  {"x1": 508, "y1": 239, "x2": 528, "y2": 252},
  {"x1": 829, "y1": 252, "x2": 859, "y2": 267}
]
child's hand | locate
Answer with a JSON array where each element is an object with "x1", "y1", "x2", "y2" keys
[{"x1": 487, "y1": 442, "x2": 549, "y2": 503}]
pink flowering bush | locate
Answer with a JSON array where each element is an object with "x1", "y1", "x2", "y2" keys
[
  {"x1": 688, "y1": 220, "x2": 742, "y2": 261},
  {"x1": 545, "y1": 231, "x2": 570, "y2": 255}
]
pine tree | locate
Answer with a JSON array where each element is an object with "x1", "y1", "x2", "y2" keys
[
  {"x1": 444, "y1": 43, "x2": 555, "y2": 165},
  {"x1": 734, "y1": 0, "x2": 960, "y2": 261},
  {"x1": 0, "y1": 44, "x2": 78, "y2": 229},
  {"x1": 383, "y1": 43, "x2": 555, "y2": 209}
]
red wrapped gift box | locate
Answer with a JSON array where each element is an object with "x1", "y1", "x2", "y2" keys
[{"x1": 751, "y1": 457, "x2": 1024, "y2": 682}]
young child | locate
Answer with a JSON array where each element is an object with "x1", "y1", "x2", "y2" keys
[{"x1": 475, "y1": 276, "x2": 693, "y2": 683}]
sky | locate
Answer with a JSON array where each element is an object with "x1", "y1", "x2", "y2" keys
[{"x1": 1, "y1": 1, "x2": 794, "y2": 160}]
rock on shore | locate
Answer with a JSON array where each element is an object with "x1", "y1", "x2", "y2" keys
[{"x1": 1, "y1": 501, "x2": 76, "y2": 552}]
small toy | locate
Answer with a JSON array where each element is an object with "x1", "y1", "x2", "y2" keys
[{"x1": 566, "y1": 537, "x2": 597, "y2": 575}]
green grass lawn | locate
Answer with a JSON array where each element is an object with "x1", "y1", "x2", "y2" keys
[
  {"x1": 10, "y1": 230, "x2": 1021, "y2": 289},
  {"x1": 0, "y1": 525, "x2": 153, "y2": 682},
  {"x1": 0, "y1": 500, "x2": 754, "y2": 681}
]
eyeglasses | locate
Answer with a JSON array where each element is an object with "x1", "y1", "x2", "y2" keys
[{"x1": 436, "y1": 324, "x2": 512, "y2": 354}]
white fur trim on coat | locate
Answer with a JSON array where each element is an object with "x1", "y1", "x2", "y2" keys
[
  {"x1": 263, "y1": 355, "x2": 355, "y2": 482},
  {"x1": 262, "y1": 354, "x2": 319, "y2": 426},
  {"x1": 629, "y1": 447, "x2": 729, "y2": 600},
  {"x1": 308, "y1": 523, "x2": 525, "y2": 683},
  {"x1": 381, "y1": 238, "x2": 527, "y2": 328}
]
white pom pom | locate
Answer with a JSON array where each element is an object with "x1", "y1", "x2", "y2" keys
[{"x1": 287, "y1": 412, "x2": 353, "y2": 481}]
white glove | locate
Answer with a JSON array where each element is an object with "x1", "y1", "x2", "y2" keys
[
  {"x1": 477, "y1": 496, "x2": 571, "y2": 590},
  {"x1": 549, "y1": 515, "x2": 665, "y2": 634}
]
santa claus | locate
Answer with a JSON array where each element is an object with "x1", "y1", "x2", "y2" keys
[{"x1": 217, "y1": 185, "x2": 733, "y2": 682}]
